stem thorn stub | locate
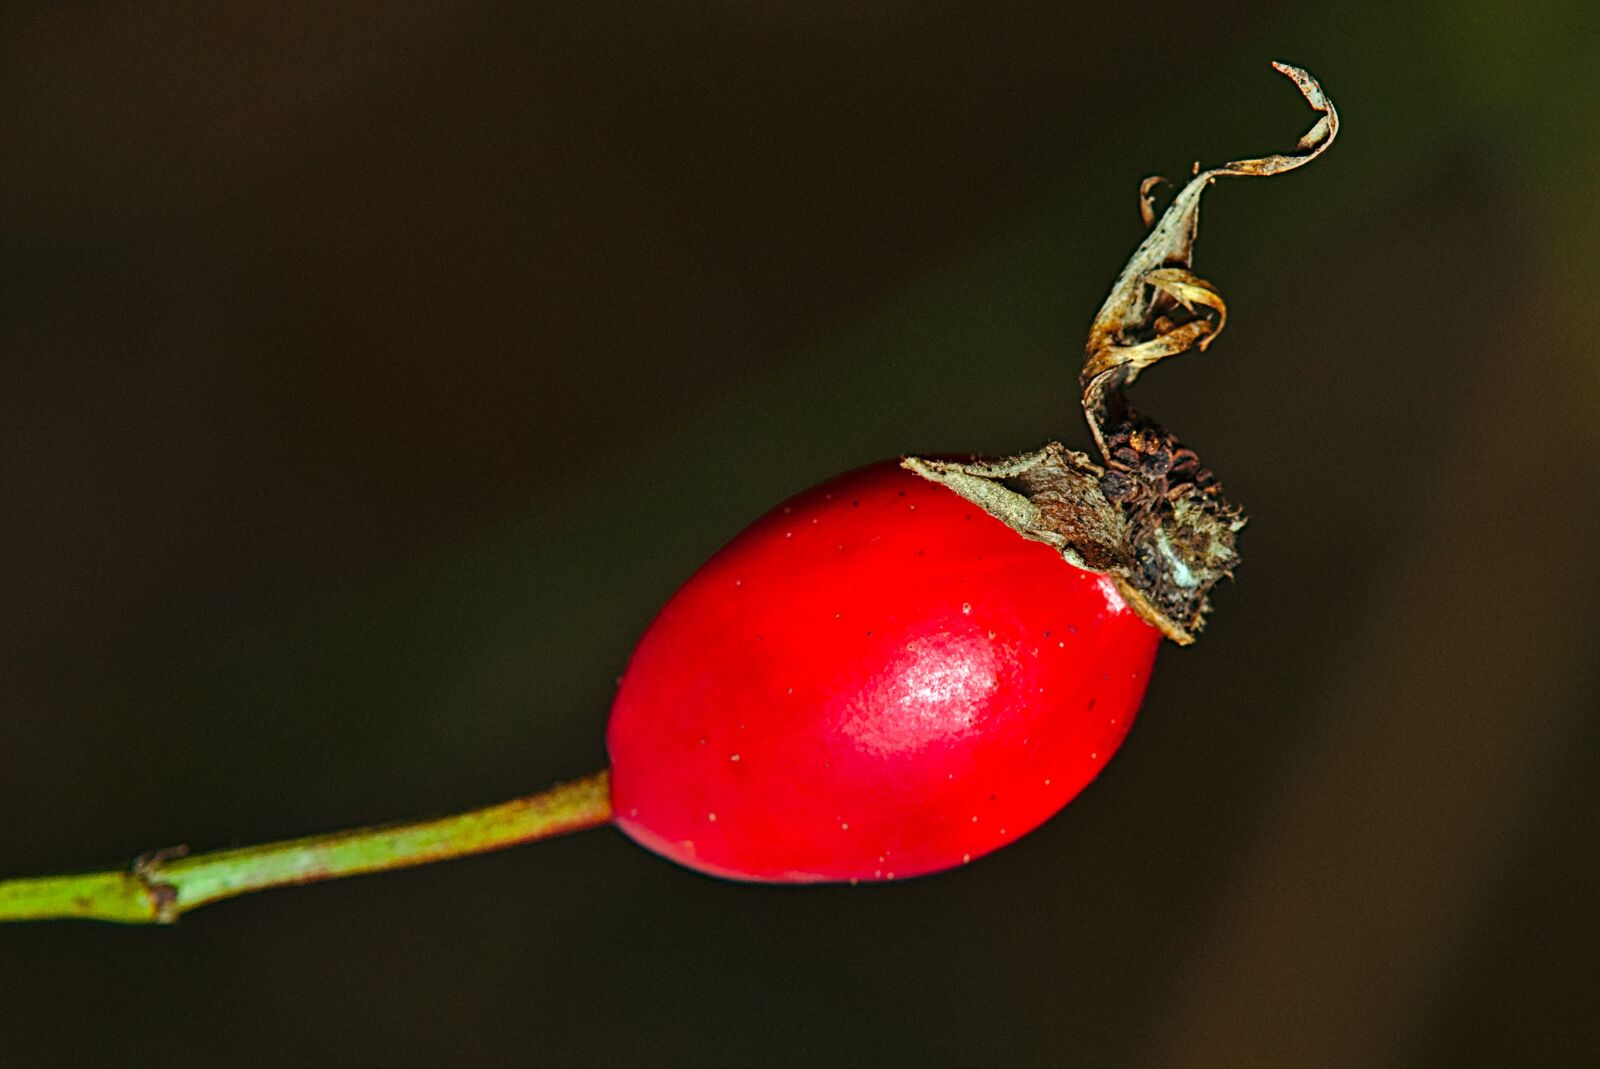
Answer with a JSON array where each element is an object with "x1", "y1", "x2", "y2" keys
[{"x1": 131, "y1": 846, "x2": 188, "y2": 924}]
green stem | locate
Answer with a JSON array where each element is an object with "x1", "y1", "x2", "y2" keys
[{"x1": 0, "y1": 771, "x2": 612, "y2": 925}]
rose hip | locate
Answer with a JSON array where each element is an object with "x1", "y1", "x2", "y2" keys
[
  {"x1": 608, "y1": 462, "x2": 1160, "y2": 881},
  {"x1": 606, "y1": 63, "x2": 1336, "y2": 882}
]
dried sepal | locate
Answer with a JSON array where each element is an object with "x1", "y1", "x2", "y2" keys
[
  {"x1": 909, "y1": 63, "x2": 1337, "y2": 644},
  {"x1": 1082, "y1": 61, "x2": 1338, "y2": 458}
]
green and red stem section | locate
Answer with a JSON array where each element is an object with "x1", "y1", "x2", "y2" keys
[{"x1": 0, "y1": 773, "x2": 611, "y2": 924}]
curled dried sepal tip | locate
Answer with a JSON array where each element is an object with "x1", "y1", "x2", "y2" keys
[{"x1": 1082, "y1": 61, "x2": 1338, "y2": 457}]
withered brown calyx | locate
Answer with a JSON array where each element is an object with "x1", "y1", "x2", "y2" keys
[{"x1": 908, "y1": 62, "x2": 1338, "y2": 644}]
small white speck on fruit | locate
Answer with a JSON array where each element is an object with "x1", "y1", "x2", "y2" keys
[
  {"x1": 786, "y1": 687, "x2": 794, "y2": 695},
  {"x1": 908, "y1": 503, "x2": 916, "y2": 511},
  {"x1": 886, "y1": 872, "x2": 895, "y2": 880},
  {"x1": 962, "y1": 854, "x2": 971, "y2": 864},
  {"x1": 629, "y1": 807, "x2": 639, "y2": 817},
  {"x1": 840, "y1": 822, "x2": 849, "y2": 830},
  {"x1": 875, "y1": 869, "x2": 882, "y2": 878},
  {"x1": 734, "y1": 579, "x2": 743, "y2": 588},
  {"x1": 1058, "y1": 641, "x2": 1065, "y2": 648},
  {"x1": 730, "y1": 753, "x2": 740, "y2": 762},
  {"x1": 1000, "y1": 828, "x2": 1008, "y2": 836},
  {"x1": 1091, "y1": 752, "x2": 1099, "y2": 760},
  {"x1": 1110, "y1": 718, "x2": 1118, "y2": 725},
  {"x1": 961, "y1": 602, "x2": 972, "y2": 614},
  {"x1": 708, "y1": 812, "x2": 717, "y2": 822},
  {"x1": 1044, "y1": 778, "x2": 1052, "y2": 787},
  {"x1": 987, "y1": 630, "x2": 996, "y2": 640},
  {"x1": 850, "y1": 878, "x2": 859, "y2": 886},
  {"x1": 698, "y1": 738, "x2": 706, "y2": 746},
  {"x1": 971, "y1": 815, "x2": 979, "y2": 823},
  {"x1": 783, "y1": 506, "x2": 792, "y2": 514},
  {"x1": 785, "y1": 531, "x2": 793, "y2": 538},
  {"x1": 811, "y1": 517, "x2": 819, "y2": 524}
]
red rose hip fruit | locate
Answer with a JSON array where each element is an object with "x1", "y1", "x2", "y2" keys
[
  {"x1": 607, "y1": 462, "x2": 1161, "y2": 882},
  {"x1": 607, "y1": 62, "x2": 1336, "y2": 883}
]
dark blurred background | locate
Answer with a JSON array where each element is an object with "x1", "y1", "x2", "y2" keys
[{"x1": 3, "y1": 3, "x2": 1596, "y2": 1066}]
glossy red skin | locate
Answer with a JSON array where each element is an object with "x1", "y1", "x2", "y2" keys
[{"x1": 607, "y1": 462, "x2": 1161, "y2": 882}]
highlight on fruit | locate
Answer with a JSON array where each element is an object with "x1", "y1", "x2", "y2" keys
[{"x1": 0, "y1": 63, "x2": 1336, "y2": 923}]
